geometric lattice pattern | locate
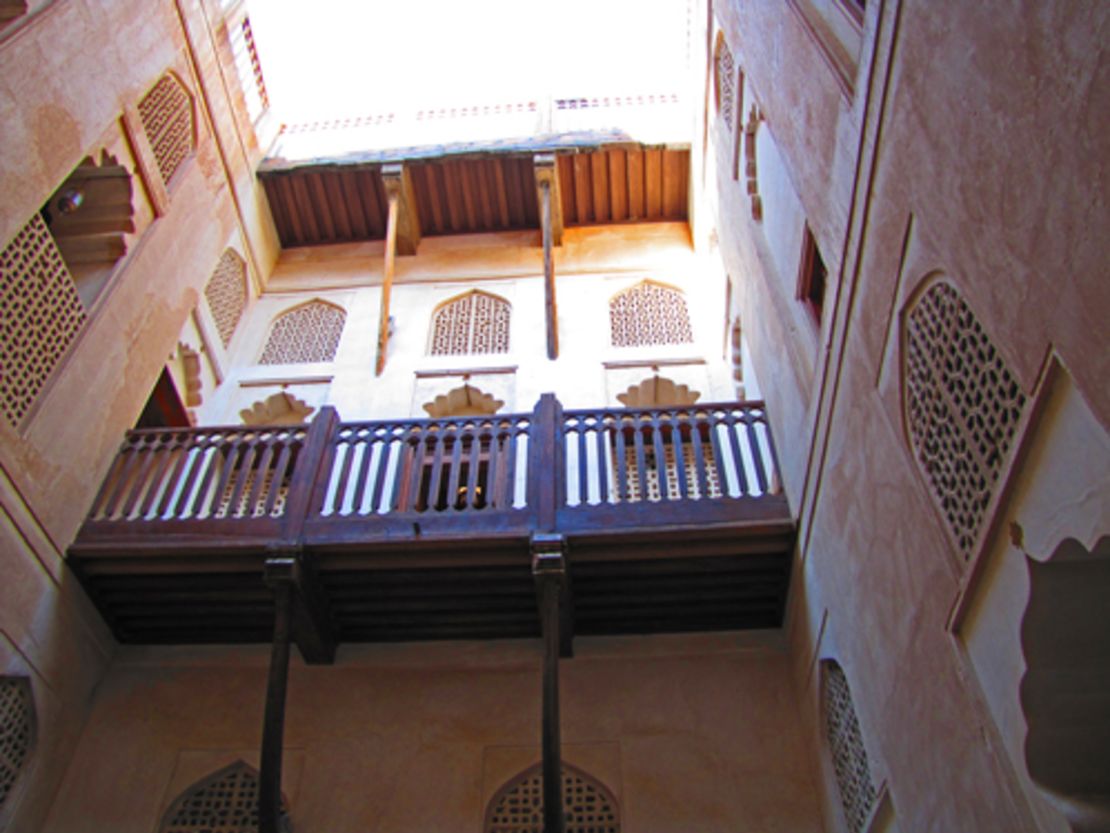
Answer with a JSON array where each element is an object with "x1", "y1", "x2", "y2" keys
[
  {"x1": 715, "y1": 33, "x2": 735, "y2": 128},
  {"x1": 160, "y1": 761, "x2": 288, "y2": 833},
  {"x1": 429, "y1": 290, "x2": 511, "y2": 355},
  {"x1": 0, "y1": 677, "x2": 34, "y2": 809},
  {"x1": 204, "y1": 249, "x2": 248, "y2": 348},
  {"x1": 259, "y1": 300, "x2": 345, "y2": 364},
  {"x1": 822, "y1": 661, "x2": 876, "y2": 833},
  {"x1": 138, "y1": 72, "x2": 195, "y2": 188},
  {"x1": 486, "y1": 764, "x2": 619, "y2": 833},
  {"x1": 903, "y1": 279, "x2": 1026, "y2": 556},
  {"x1": 621, "y1": 440, "x2": 721, "y2": 503},
  {"x1": 609, "y1": 281, "x2": 693, "y2": 348},
  {"x1": 0, "y1": 214, "x2": 87, "y2": 428}
]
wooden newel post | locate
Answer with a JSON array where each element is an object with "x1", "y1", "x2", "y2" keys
[
  {"x1": 532, "y1": 534, "x2": 567, "y2": 833},
  {"x1": 528, "y1": 394, "x2": 564, "y2": 533},
  {"x1": 259, "y1": 558, "x2": 294, "y2": 833}
]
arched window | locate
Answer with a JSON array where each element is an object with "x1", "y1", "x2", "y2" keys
[
  {"x1": 159, "y1": 761, "x2": 288, "y2": 832},
  {"x1": 485, "y1": 763, "x2": 620, "y2": 833},
  {"x1": 609, "y1": 281, "x2": 693, "y2": 348},
  {"x1": 616, "y1": 374, "x2": 700, "y2": 408},
  {"x1": 821, "y1": 660, "x2": 876, "y2": 833},
  {"x1": 205, "y1": 249, "x2": 248, "y2": 348},
  {"x1": 0, "y1": 214, "x2": 87, "y2": 428},
  {"x1": 902, "y1": 277, "x2": 1026, "y2": 556},
  {"x1": 0, "y1": 677, "x2": 35, "y2": 810},
  {"x1": 429, "y1": 290, "x2": 511, "y2": 355},
  {"x1": 259, "y1": 300, "x2": 346, "y2": 364},
  {"x1": 138, "y1": 72, "x2": 196, "y2": 188},
  {"x1": 714, "y1": 31, "x2": 735, "y2": 127}
]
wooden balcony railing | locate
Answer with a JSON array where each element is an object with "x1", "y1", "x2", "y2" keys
[{"x1": 73, "y1": 394, "x2": 787, "y2": 556}]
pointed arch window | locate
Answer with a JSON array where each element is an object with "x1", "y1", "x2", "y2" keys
[
  {"x1": 485, "y1": 763, "x2": 620, "y2": 833},
  {"x1": 259, "y1": 300, "x2": 346, "y2": 364},
  {"x1": 902, "y1": 277, "x2": 1026, "y2": 556},
  {"x1": 138, "y1": 72, "x2": 196, "y2": 188},
  {"x1": 429, "y1": 290, "x2": 511, "y2": 355},
  {"x1": 159, "y1": 761, "x2": 289, "y2": 832},
  {"x1": 821, "y1": 660, "x2": 876, "y2": 833},
  {"x1": 0, "y1": 677, "x2": 34, "y2": 810},
  {"x1": 609, "y1": 281, "x2": 693, "y2": 348},
  {"x1": 205, "y1": 249, "x2": 248, "y2": 348}
]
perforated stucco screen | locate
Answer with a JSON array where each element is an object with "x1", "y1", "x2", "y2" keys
[
  {"x1": 715, "y1": 34, "x2": 735, "y2": 127},
  {"x1": 429, "y1": 291, "x2": 511, "y2": 355},
  {"x1": 0, "y1": 215, "x2": 87, "y2": 428},
  {"x1": 823, "y1": 661, "x2": 876, "y2": 833},
  {"x1": 903, "y1": 280, "x2": 1025, "y2": 556},
  {"x1": 259, "y1": 301, "x2": 346, "y2": 364},
  {"x1": 609, "y1": 282, "x2": 693, "y2": 348},
  {"x1": 161, "y1": 763, "x2": 287, "y2": 833},
  {"x1": 138, "y1": 73, "x2": 195, "y2": 188},
  {"x1": 0, "y1": 678, "x2": 34, "y2": 807},
  {"x1": 487, "y1": 766, "x2": 619, "y2": 833},
  {"x1": 205, "y1": 249, "x2": 247, "y2": 348}
]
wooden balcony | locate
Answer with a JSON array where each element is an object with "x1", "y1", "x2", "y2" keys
[{"x1": 68, "y1": 396, "x2": 794, "y2": 648}]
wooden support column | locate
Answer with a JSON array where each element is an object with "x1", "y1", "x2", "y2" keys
[
  {"x1": 259, "y1": 558, "x2": 294, "y2": 833},
  {"x1": 533, "y1": 533, "x2": 568, "y2": 833},
  {"x1": 534, "y1": 154, "x2": 562, "y2": 360},
  {"x1": 375, "y1": 163, "x2": 421, "y2": 376},
  {"x1": 258, "y1": 552, "x2": 335, "y2": 831}
]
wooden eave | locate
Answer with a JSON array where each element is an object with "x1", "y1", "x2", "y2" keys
[{"x1": 258, "y1": 136, "x2": 690, "y2": 248}]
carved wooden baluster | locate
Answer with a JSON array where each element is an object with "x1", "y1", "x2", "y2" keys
[
  {"x1": 688, "y1": 412, "x2": 710, "y2": 500},
  {"x1": 669, "y1": 411, "x2": 689, "y2": 501},
  {"x1": 743, "y1": 408, "x2": 770, "y2": 495},
  {"x1": 594, "y1": 412, "x2": 610, "y2": 504}
]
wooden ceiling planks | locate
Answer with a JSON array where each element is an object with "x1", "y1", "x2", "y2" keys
[{"x1": 260, "y1": 148, "x2": 688, "y2": 248}]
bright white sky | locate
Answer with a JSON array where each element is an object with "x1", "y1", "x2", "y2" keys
[{"x1": 248, "y1": 0, "x2": 692, "y2": 123}]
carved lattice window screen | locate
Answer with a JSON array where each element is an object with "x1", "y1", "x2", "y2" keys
[
  {"x1": 205, "y1": 249, "x2": 248, "y2": 348},
  {"x1": 822, "y1": 661, "x2": 876, "y2": 833},
  {"x1": 429, "y1": 290, "x2": 511, "y2": 355},
  {"x1": 138, "y1": 72, "x2": 196, "y2": 188},
  {"x1": 0, "y1": 215, "x2": 87, "y2": 428},
  {"x1": 259, "y1": 300, "x2": 346, "y2": 364},
  {"x1": 903, "y1": 279, "x2": 1026, "y2": 556},
  {"x1": 159, "y1": 761, "x2": 288, "y2": 833},
  {"x1": 609, "y1": 281, "x2": 693, "y2": 348},
  {"x1": 486, "y1": 764, "x2": 620, "y2": 833},
  {"x1": 714, "y1": 32, "x2": 735, "y2": 127},
  {"x1": 0, "y1": 677, "x2": 34, "y2": 808}
]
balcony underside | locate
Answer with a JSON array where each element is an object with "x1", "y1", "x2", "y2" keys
[
  {"x1": 69, "y1": 500, "x2": 792, "y2": 645},
  {"x1": 67, "y1": 399, "x2": 794, "y2": 647}
]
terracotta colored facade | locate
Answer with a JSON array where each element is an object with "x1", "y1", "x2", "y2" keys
[{"x1": 0, "y1": 1, "x2": 1106, "y2": 831}]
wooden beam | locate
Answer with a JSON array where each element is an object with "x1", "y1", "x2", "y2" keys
[
  {"x1": 532, "y1": 534, "x2": 568, "y2": 833},
  {"x1": 265, "y1": 553, "x2": 336, "y2": 665},
  {"x1": 535, "y1": 154, "x2": 561, "y2": 360},
  {"x1": 381, "y1": 162, "x2": 421, "y2": 255}
]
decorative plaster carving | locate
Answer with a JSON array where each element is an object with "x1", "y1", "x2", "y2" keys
[
  {"x1": 422, "y1": 383, "x2": 503, "y2": 418},
  {"x1": 240, "y1": 391, "x2": 315, "y2": 426}
]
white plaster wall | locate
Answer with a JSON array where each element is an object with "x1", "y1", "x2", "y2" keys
[{"x1": 201, "y1": 227, "x2": 740, "y2": 426}]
